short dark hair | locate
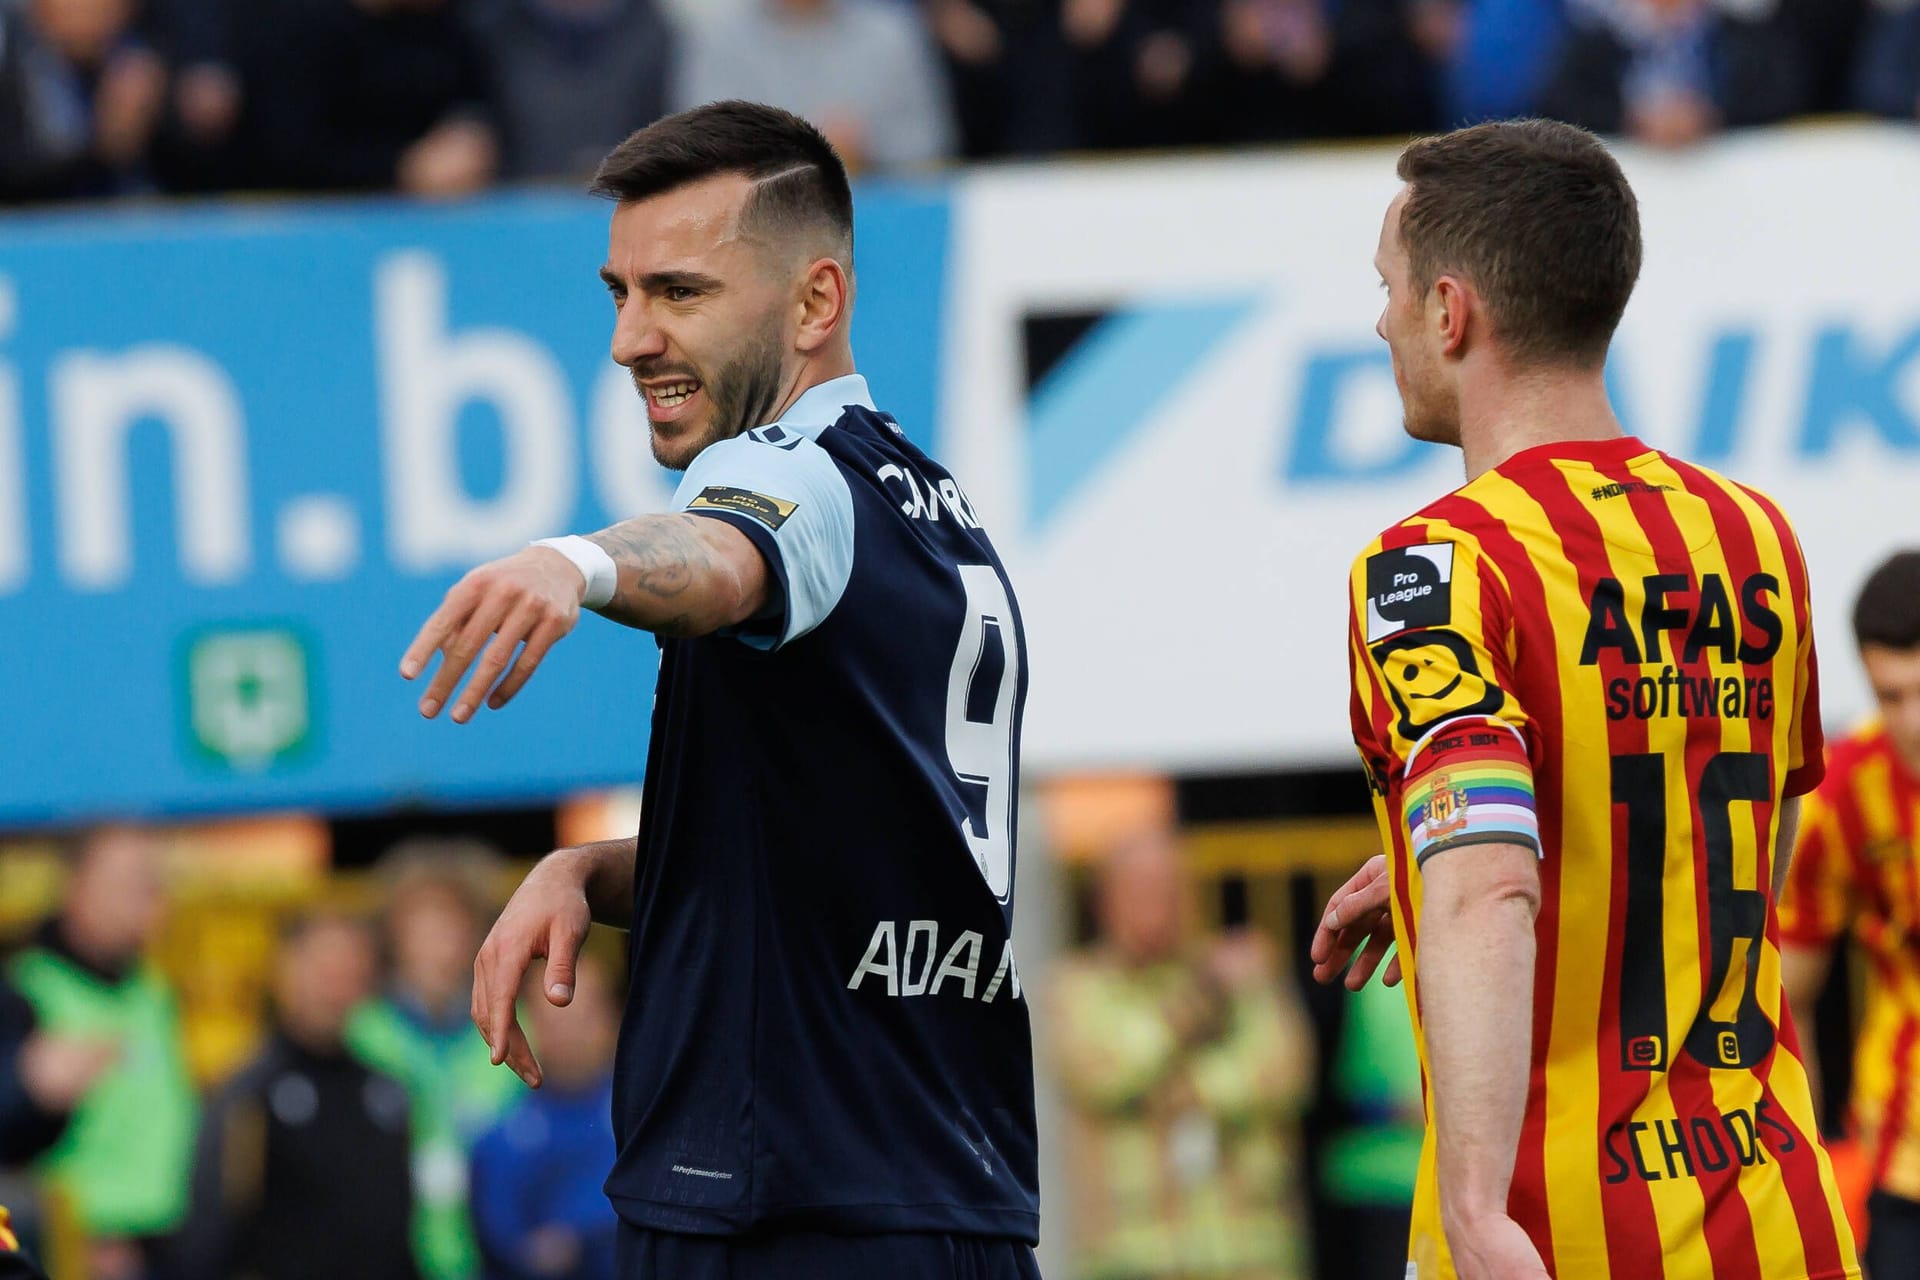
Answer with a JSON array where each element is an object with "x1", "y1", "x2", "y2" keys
[
  {"x1": 1396, "y1": 119, "x2": 1641, "y2": 367},
  {"x1": 591, "y1": 100, "x2": 853, "y2": 263},
  {"x1": 1854, "y1": 551, "x2": 1920, "y2": 650}
]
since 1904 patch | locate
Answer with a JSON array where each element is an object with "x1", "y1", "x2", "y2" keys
[
  {"x1": 1365, "y1": 543, "x2": 1455, "y2": 642},
  {"x1": 688, "y1": 486, "x2": 798, "y2": 531}
]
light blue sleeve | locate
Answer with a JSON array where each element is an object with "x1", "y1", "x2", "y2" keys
[{"x1": 671, "y1": 431, "x2": 856, "y2": 650}]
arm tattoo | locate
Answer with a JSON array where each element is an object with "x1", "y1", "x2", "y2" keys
[{"x1": 586, "y1": 516, "x2": 718, "y2": 636}]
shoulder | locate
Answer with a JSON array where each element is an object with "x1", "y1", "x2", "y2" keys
[{"x1": 679, "y1": 428, "x2": 852, "y2": 518}]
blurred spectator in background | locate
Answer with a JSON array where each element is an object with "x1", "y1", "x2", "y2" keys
[
  {"x1": 175, "y1": 912, "x2": 415, "y2": 1280},
  {"x1": 1317, "y1": 976, "x2": 1422, "y2": 1280},
  {"x1": 467, "y1": 0, "x2": 672, "y2": 183},
  {"x1": 1063, "y1": 0, "x2": 1226, "y2": 149},
  {"x1": 924, "y1": 0, "x2": 1073, "y2": 158},
  {"x1": 468, "y1": 948, "x2": 620, "y2": 1280},
  {"x1": 671, "y1": 0, "x2": 956, "y2": 174},
  {"x1": 1536, "y1": 0, "x2": 1810, "y2": 148},
  {"x1": 1219, "y1": 0, "x2": 1433, "y2": 142},
  {"x1": 1853, "y1": 0, "x2": 1920, "y2": 122},
  {"x1": 232, "y1": 0, "x2": 497, "y2": 196},
  {"x1": 140, "y1": 0, "x2": 244, "y2": 191},
  {"x1": 5, "y1": 826, "x2": 195, "y2": 1280},
  {"x1": 348, "y1": 842, "x2": 521, "y2": 1280},
  {"x1": 1413, "y1": 0, "x2": 1564, "y2": 126},
  {"x1": 0, "y1": 975, "x2": 115, "y2": 1169},
  {"x1": 1050, "y1": 829, "x2": 1314, "y2": 1280},
  {"x1": 0, "y1": 0, "x2": 165, "y2": 201}
]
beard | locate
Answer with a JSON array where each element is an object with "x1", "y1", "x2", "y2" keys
[{"x1": 640, "y1": 315, "x2": 788, "y2": 471}]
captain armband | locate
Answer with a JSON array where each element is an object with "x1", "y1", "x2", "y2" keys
[{"x1": 1401, "y1": 717, "x2": 1540, "y2": 867}]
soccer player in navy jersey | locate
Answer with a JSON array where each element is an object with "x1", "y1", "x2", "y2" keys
[{"x1": 399, "y1": 101, "x2": 1040, "y2": 1279}]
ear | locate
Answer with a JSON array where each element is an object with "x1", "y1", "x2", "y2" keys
[
  {"x1": 794, "y1": 257, "x2": 850, "y2": 355},
  {"x1": 1432, "y1": 275, "x2": 1473, "y2": 358}
]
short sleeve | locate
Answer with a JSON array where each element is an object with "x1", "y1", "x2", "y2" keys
[
  {"x1": 1777, "y1": 785, "x2": 1850, "y2": 948},
  {"x1": 1349, "y1": 533, "x2": 1539, "y2": 867},
  {"x1": 672, "y1": 430, "x2": 856, "y2": 650},
  {"x1": 1784, "y1": 567, "x2": 1826, "y2": 798}
]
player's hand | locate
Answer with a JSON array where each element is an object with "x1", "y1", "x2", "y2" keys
[
  {"x1": 1310, "y1": 854, "x2": 1403, "y2": 990},
  {"x1": 471, "y1": 850, "x2": 593, "y2": 1089},
  {"x1": 1445, "y1": 1210, "x2": 1551, "y2": 1280},
  {"x1": 401, "y1": 546, "x2": 584, "y2": 723}
]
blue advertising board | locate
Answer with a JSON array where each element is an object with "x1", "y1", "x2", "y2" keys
[{"x1": 0, "y1": 186, "x2": 950, "y2": 825}]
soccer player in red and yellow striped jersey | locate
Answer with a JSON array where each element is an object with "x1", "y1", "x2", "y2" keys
[
  {"x1": 1779, "y1": 551, "x2": 1920, "y2": 1276},
  {"x1": 1309, "y1": 120, "x2": 1858, "y2": 1280}
]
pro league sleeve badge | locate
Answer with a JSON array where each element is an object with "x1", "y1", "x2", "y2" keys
[{"x1": 1365, "y1": 543, "x2": 1455, "y2": 643}]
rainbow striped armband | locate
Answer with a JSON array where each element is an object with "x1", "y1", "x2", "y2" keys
[{"x1": 1402, "y1": 718, "x2": 1540, "y2": 867}]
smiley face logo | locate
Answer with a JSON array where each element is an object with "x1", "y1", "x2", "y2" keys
[{"x1": 1370, "y1": 630, "x2": 1506, "y2": 741}]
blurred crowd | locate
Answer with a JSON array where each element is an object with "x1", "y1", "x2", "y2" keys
[
  {"x1": 0, "y1": 819, "x2": 1414, "y2": 1280},
  {"x1": 3, "y1": 0, "x2": 1920, "y2": 205},
  {"x1": 0, "y1": 827, "x2": 624, "y2": 1280}
]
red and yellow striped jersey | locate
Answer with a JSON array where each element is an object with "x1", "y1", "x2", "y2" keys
[
  {"x1": 1347, "y1": 436, "x2": 1858, "y2": 1280},
  {"x1": 1779, "y1": 721, "x2": 1920, "y2": 1199}
]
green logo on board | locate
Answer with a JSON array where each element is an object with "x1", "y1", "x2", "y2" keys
[{"x1": 183, "y1": 628, "x2": 314, "y2": 770}]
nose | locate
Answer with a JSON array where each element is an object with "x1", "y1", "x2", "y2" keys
[
  {"x1": 1376, "y1": 309, "x2": 1387, "y2": 342},
  {"x1": 611, "y1": 299, "x2": 668, "y2": 368}
]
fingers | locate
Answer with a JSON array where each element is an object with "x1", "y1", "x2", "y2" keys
[
  {"x1": 541, "y1": 915, "x2": 585, "y2": 1006},
  {"x1": 400, "y1": 596, "x2": 458, "y2": 683},
  {"x1": 473, "y1": 931, "x2": 531, "y2": 1069},
  {"x1": 498, "y1": 1017, "x2": 543, "y2": 1090},
  {"x1": 1383, "y1": 953, "x2": 1403, "y2": 987},
  {"x1": 449, "y1": 600, "x2": 540, "y2": 723},
  {"x1": 419, "y1": 591, "x2": 513, "y2": 718},
  {"x1": 1345, "y1": 932, "x2": 1395, "y2": 991},
  {"x1": 487, "y1": 616, "x2": 567, "y2": 711}
]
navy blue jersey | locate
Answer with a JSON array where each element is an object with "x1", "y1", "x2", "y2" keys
[{"x1": 605, "y1": 376, "x2": 1037, "y2": 1243}]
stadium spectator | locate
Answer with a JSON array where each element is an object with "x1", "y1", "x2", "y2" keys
[
  {"x1": 0, "y1": 974, "x2": 115, "y2": 1168},
  {"x1": 670, "y1": 0, "x2": 956, "y2": 174},
  {"x1": 140, "y1": 0, "x2": 244, "y2": 191},
  {"x1": 1852, "y1": 0, "x2": 1920, "y2": 121},
  {"x1": 468, "y1": 948, "x2": 620, "y2": 1280},
  {"x1": 5, "y1": 826, "x2": 196, "y2": 1280},
  {"x1": 229, "y1": 0, "x2": 497, "y2": 196},
  {"x1": 1219, "y1": 0, "x2": 1434, "y2": 142},
  {"x1": 1536, "y1": 0, "x2": 1811, "y2": 148},
  {"x1": 1063, "y1": 0, "x2": 1228, "y2": 149},
  {"x1": 467, "y1": 0, "x2": 674, "y2": 183},
  {"x1": 174, "y1": 912, "x2": 416, "y2": 1280},
  {"x1": 0, "y1": 0, "x2": 165, "y2": 201},
  {"x1": 1050, "y1": 828, "x2": 1315, "y2": 1279},
  {"x1": 347, "y1": 842, "x2": 522, "y2": 1280},
  {"x1": 923, "y1": 0, "x2": 1074, "y2": 158},
  {"x1": 1415, "y1": 0, "x2": 1565, "y2": 126}
]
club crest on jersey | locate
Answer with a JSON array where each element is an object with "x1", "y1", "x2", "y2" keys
[
  {"x1": 1366, "y1": 544, "x2": 1454, "y2": 642},
  {"x1": 688, "y1": 486, "x2": 797, "y2": 530},
  {"x1": 1422, "y1": 774, "x2": 1470, "y2": 838}
]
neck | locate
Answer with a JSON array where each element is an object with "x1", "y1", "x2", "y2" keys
[
  {"x1": 1456, "y1": 361, "x2": 1624, "y2": 481},
  {"x1": 766, "y1": 347, "x2": 857, "y2": 424}
]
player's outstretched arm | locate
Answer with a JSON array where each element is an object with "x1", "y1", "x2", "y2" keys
[
  {"x1": 585, "y1": 513, "x2": 768, "y2": 636},
  {"x1": 471, "y1": 840, "x2": 636, "y2": 1089},
  {"x1": 400, "y1": 515, "x2": 767, "y2": 722},
  {"x1": 1419, "y1": 842, "x2": 1551, "y2": 1280},
  {"x1": 1310, "y1": 855, "x2": 1403, "y2": 990}
]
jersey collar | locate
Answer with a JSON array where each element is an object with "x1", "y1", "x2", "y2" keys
[{"x1": 767, "y1": 374, "x2": 874, "y2": 440}]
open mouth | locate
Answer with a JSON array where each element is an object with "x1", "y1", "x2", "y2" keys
[{"x1": 643, "y1": 379, "x2": 704, "y2": 422}]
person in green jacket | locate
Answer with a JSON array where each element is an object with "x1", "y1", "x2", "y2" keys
[
  {"x1": 6, "y1": 825, "x2": 196, "y2": 1280},
  {"x1": 347, "y1": 841, "x2": 523, "y2": 1280},
  {"x1": 1050, "y1": 829, "x2": 1316, "y2": 1280}
]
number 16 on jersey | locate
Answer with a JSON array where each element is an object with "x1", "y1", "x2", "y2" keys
[{"x1": 946, "y1": 565, "x2": 1020, "y2": 902}]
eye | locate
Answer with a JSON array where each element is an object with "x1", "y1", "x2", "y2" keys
[
  {"x1": 606, "y1": 285, "x2": 626, "y2": 307},
  {"x1": 665, "y1": 286, "x2": 698, "y2": 303}
]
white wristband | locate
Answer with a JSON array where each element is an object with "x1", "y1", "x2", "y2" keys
[{"x1": 532, "y1": 535, "x2": 617, "y2": 609}]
